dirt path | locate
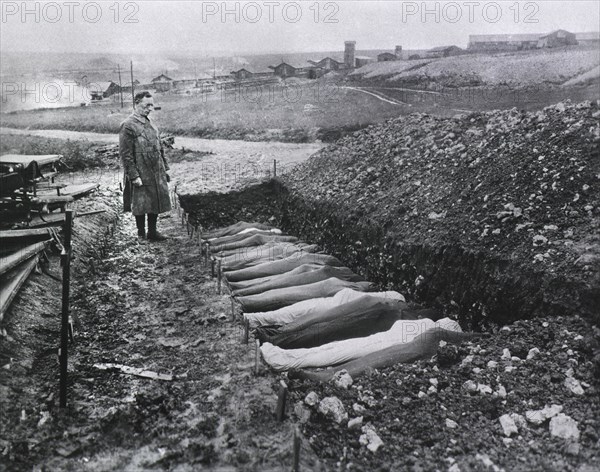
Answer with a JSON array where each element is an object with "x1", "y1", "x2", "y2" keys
[{"x1": 0, "y1": 128, "x2": 323, "y2": 161}]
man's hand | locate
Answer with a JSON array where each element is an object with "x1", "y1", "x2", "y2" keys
[{"x1": 132, "y1": 177, "x2": 143, "y2": 187}]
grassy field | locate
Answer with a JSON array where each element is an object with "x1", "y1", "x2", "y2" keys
[{"x1": 0, "y1": 80, "x2": 403, "y2": 143}]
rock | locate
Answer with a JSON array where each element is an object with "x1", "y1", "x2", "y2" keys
[
  {"x1": 549, "y1": 414, "x2": 580, "y2": 441},
  {"x1": 331, "y1": 370, "x2": 353, "y2": 389},
  {"x1": 499, "y1": 414, "x2": 518, "y2": 437},
  {"x1": 304, "y1": 392, "x2": 319, "y2": 407},
  {"x1": 510, "y1": 413, "x2": 527, "y2": 430},
  {"x1": 564, "y1": 376, "x2": 584, "y2": 395},
  {"x1": 526, "y1": 348, "x2": 540, "y2": 360},
  {"x1": 487, "y1": 360, "x2": 498, "y2": 369},
  {"x1": 462, "y1": 380, "x2": 478, "y2": 393},
  {"x1": 348, "y1": 416, "x2": 363, "y2": 430},
  {"x1": 525, "y1": 408, "x2": 550, "y2": 426},
  {"x1": 318, "y1": 397, "x2": 348, "y2": 424},
  {"x1": 417, "y1": 391, "x2": 427, "y2": 398},
  {"x1": 478, "y1": 384, "x2": 493, "y2": 394},
  {"x1": 353, "y1": 403, "x2": 366, "y2": 414},
  {"x1": 533, "y1": 235, "x2": 548, "y2": 246},
  {"x1": 495, "y1": 385, "x2": 507, "y2": 398},
  {"x1": 501, "y1": 348, "x2": 511, "y2": 360},
  {"x1": 294, "y1": 402, "x2": 311, "y2": 424},
  {"x1": 446, "y1": 418, "x2": 458, "y2": 429},
  {"x1": 359, "y1": 424, "x2": 384, "y2": 452},
  {"x1": 566, "y1": 441, "x2": 580, "y2": 456}
]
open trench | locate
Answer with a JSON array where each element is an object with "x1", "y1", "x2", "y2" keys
[{"x1": 181, "y1": 179, "x2": 596, "y2": 332}]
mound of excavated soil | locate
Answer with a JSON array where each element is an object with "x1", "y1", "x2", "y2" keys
[{"x1": 282, "y1": 100, "x2": 600, "y2": 325}]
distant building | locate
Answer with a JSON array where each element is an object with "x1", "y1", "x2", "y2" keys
[
  {"x1": 120, "y1": 79, "x2": 140, "y2": 95},
  {"x1": 152, "y1": 74, "x2": 173, "y2": 92},
  {"x1": 230, "y1": 68, "x2": 253, "y2": 80},
  {"x1": 89, "y1": 81, "x2": 119, "y2": 100},
  {"x1": 427, "y1": 45, "x2": 463, "y2": 58},
  {"x1": 469, "y1": 30, "x2": 584, "y2": 51},
  {"x1": 355, "y1": 56, "x2": 375, "y2": 68},
  {"x1": 344, "y1": 41, "x2": 356, "y2": 68},
  {"x1": 269, "y1": 62, "x2": 306, "y2": 78},
  {"x1": 377, "y1": 52, "x2": 399, "y2": 62},
  {"x1": 537, "y1": 30, "x2": 578, "y2": 48},
  {"x1": 468, "y1": 33, "x2": 541, "y2": 51},
  {"x1": 307, "y1": 57, "x2": 343, "y2": 71},
  {"x1": 395, "y1": 45, "x2": 403, "y2": 57},
  {"x1": 575, "y1": 31, "x2": 600, "y2": 46}
]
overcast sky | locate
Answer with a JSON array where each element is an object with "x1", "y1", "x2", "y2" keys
[{"x1": 1, "y1": 1, "x2": 599, "y2": 55}]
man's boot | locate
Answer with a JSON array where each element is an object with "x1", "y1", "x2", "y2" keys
[
  {"x1": 135, "y1": 215, "x2": 146, "y2": 240},
  {"x1": 147, "y1": 213, "x2": 167, "y2": 241}
]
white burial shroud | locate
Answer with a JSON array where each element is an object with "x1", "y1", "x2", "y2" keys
[
  {"x1": 260, "y1": 317, "x2": 461, "y2": 371},
  {"x1": 244, "y1": 288, "x2": 406, "y2": 328}
]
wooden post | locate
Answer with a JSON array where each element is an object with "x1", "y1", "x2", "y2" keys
[
  {"x1": 59, "y1": 210, "x2": 73, "y2": 408},
  {"x1": 243, "y1": 317, "x2": 249, "y2": 343},
  {"x1": 217, "y1": 260, "x2": 222, "y2": 294},
  {"x1": 211, "y1": 257, "x2": 215, "y2": 278},
  {"x1": 293, "y1": 426, "x2": 301, "y2": 472},
  {"x1": 130, "y1": 60, "x2": 135, "y2": 110},
  {"x1": 273, "y1": 159, "x2": 277, "y2": 178},
  {"x1": 254, "y1": 339, "x2": 260, "y2": 375},
  {"x1": 204, "y1": 243, "x2": 209, "y2": 266},
  {"x1": 276, "y1": 380, "x2": 288, "y2": 422}
]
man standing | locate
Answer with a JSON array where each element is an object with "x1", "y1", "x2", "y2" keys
[{"x1": 119, "y1": 91, "x2": 171, "y2": 241}]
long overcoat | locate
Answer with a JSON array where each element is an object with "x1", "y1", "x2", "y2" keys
[{"x1": 119, "y1": 113, "x2": 172, "y2": 215}]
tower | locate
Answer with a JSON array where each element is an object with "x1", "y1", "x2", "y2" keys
[
  {"x1": 344, "y1": 41, "x2": 356, "y2": 68},
  {"x1": 395, "y1": 45, "x2": 403, "y2": 57}
]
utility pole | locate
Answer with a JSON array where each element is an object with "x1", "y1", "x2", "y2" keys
[
  {"x1": 213, "y1": 58, "x2": 216, "y2": 79},
  {"x1": 117, "y1": 64, "x2": 124, "y2": 108},
  {"x1": 130, "y1": 60, "x2": 135, "y2": 110}
]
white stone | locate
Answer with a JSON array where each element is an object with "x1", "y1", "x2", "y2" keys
[
  {"x1": 462, "y1": 380, "x2": 478, "y2": 392},
  {"x1": 353, "y1": 403, "x2": 366, "y2": 414},
  {"x1": 487, "y1": 360, "x2": 498, "y2": 369},
  {"x1": 478, "y1": 384, "x2": 493, "y2": 394},
  {"x1": 525, "y1": 404, "x2": 563, "y2": 425},
  {"x1": 429, "y1": 378, "x2": 439, "y2": 387},
  {"x1": 304, "y1": 391, "x2": 319, "y2": 406},
  {"x1": 549, "y1": 414, "x2": 580, "y2": 441},
  {"x1": 495, "y1": 385, "x2": 507, "y2": 398},
  {"x1": 331, "y1": 370, "x2": 353, "y2": 389},
  {"x1": 564, "y1": 376, "x2": 584, "y2": 395},
  {"x1": 348, "y1": 416, "x2": 363, "y2": 430},
  {"x1": 501, "y1": 349, "x2": 511, "y2": 360},
  {"x1": 526, "y1": 348, "x2": 540, "y2": 360},
  {"x1": 446, "y1": 418, "x2": 458, "y2": 429},
  {"x1": 318, "y1": 397, "x2": 348, "y2": 424},
  {"x1": 499, "y1": 414, "x2": 518, "y2": 437},
  {"x1": 359, "y1": 425, "x2": 384, "y2": 452}
]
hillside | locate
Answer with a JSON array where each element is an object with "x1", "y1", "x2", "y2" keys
[{"x1": 350, "y1": 48, "x2": 600, "y2": 88}]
